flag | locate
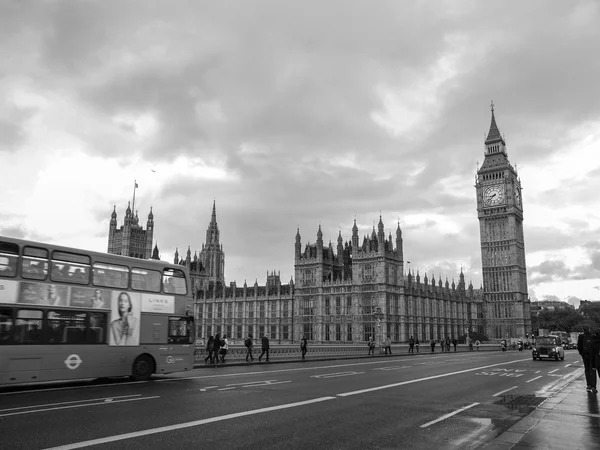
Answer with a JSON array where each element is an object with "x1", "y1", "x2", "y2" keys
[{"x1": 135, "y1": 182, "x2": 139, "y2": 188}]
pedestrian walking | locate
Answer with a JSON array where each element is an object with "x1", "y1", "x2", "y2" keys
[
  {"x1": 219, "y1": 334, "x2": 229, "y2": 363},
  {"x1": 368, "y1": 337, "x2": 375, "y2": 355},
  {"x1": 204, "y1": 335, "x2": 215, "y2": 364},
  {"x1": 259, "y1": 333, "x2": 270, "y2": 362},
  {"x1": 578, "y1": 328, "x2": 600, "y2": 393},
  {"x1": 430, "y1": 338, "x2": 435, "y2": 352},
  {"x1": 300, "y1": 335, "x2": 308, "y2": 360},
  {"x1": 244, "y1": 334, "x2": 254, "y2": 362},
  {"x1": 408, "y1": 336, "x2": 415, "y2": 354},
  {"x1": 213, "y1": 333, "x2": 222, "y2": 365},
  {"x1": 415, "y1": 337, "x2": 420, "y2": 353},
  {"x1": 384, "y1": 336, "x2": 392, "y2": 355},
  {"x1": 475, "y1": 340, "x2": 480, "y2": 351},
  {"x1": 445, "y1": 337, "x2": 451, "y2": 353}
]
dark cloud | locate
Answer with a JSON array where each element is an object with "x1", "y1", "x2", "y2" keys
[{"x1": 2, "y1": 1, "x2": 600, "y2": 292}]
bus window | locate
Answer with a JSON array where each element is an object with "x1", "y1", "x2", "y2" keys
[
  {"x1": 0, "y1": 308, "x2": 14, "y2": 344},
  {"x1": 22, "y1": 247, "x2": 49, "y2": 281},
  {"x1": 0, "y1": 255, "x2": 17, "y2": 277},
  {"x1": 92, "y1": 263, "x2": 129, "y2": 289},
  {"x1": 52, "y1": 251, "x2": 90, "y2": 285},
  {"x1": 168, "y1": 316, "x2": 194, "y2": 344},
  {"x1": 132, "y1": 268, "x2": 161, "y2": 293},
  {"x1": 0, "y1": 241, "x2": 18, "y2": 278},
  {"x1": 163, "y1": 269, "x2": 188, "y2": 295},
  {"x1": 88, "y1": 312, "x2": 107, "y2": 344},
  {"x1": 15, "y1": 309, "x2": 43, "y2": 344}
]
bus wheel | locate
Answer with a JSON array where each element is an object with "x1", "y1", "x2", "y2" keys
[{"x1": 132, "y1": 355, "x2": 155, "y2": 381}]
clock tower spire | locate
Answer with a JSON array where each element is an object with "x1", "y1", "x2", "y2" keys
[{"x1": 476, "y1": 103, "x2": 531, "y2": 340}]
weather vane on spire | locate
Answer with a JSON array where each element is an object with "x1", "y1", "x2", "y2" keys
[{"x1": 490, "y1": 100, "x2": 495, "y2": 112}]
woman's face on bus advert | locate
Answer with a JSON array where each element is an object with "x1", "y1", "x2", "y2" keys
[{"x1": 118, "y1": 294, "x2": 131, "y2": 313}]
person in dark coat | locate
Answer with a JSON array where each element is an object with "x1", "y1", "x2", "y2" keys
[
  {"x1": 213, "y1": 334, "x2": 222, "y2": 366},
  {"x1": 204, "y1": 336, "x2": 214, "y2": 364},
  {"x1": 259, "y1": 334, "x2": 270, "y2": 362},
  {"x1": 578, "y1": 328, "x2": 600, "y2": 393},
  {"x1": 300, "y1": 336, "x2": 308, "y2": 360},
  {"x1": 244, "y1": 334, "x2": 254, "y2": 362}
]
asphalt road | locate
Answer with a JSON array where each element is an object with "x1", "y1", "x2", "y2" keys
[{"x1": 0, "y1": 350, "x2": 583, "y2": 450}]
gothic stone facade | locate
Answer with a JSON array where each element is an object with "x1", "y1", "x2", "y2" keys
[
  {"x1": 476, "y1": 107, "x2": 532, "y2": 339},
  {"x1": 107, "y1": 203, "x2": 154, "y2": 259},
  {"x1": 294, "y1": 219, "x2": 484, "y2": 345}
]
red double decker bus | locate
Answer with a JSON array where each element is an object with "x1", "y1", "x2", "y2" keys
[{"x1": 0, "y1": 236, "x2": 195, "y2": 386}]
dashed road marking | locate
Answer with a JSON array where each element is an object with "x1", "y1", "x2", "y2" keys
[
  {"x1": 526, "y1": 376, "x2": 542, "y2": 383},
  {"x1": 420, "y1": 403, "x2": 479, "y2": 428},
  {"x1": 493, "y1": 386, "x2": 518, "y2": 397}
]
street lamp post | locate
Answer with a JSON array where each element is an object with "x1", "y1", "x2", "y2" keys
[{"x1": 373, "y1": 307, "x2": 384, "y2": 351}]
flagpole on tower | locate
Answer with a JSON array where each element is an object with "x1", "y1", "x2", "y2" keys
[{"x1": 132, "y1": 180, "x2": 139, "y2": 216}]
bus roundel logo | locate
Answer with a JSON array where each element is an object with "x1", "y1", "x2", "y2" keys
[{"x1": 64, "y1": 354, "x2": 83, "y2": 370}]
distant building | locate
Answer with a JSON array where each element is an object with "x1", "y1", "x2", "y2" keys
[
  {"x1": 107, "y1": 203, "x2": 154, "y2": 259},
  {"x1": 177, "y1": 204, "x2": 483, "y2": 344},
  {"x1": 533, "y1": 300, "x2": 574, "y2": 311},
  {"x1": 175, "y1": 201, "x2": 294, "y2": 343},
  {"x1": 294, "y1": 220, "x2": 484, "y2": 343},
  {"x1": 475, "y1": 104, "x2": 532, "y2": 339}
]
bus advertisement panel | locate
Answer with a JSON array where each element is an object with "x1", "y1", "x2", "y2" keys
[{"x1": 0, "y1": 236, "x2": 195, "y2": 386}]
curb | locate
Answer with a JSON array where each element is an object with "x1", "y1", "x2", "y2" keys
[{"x1": 483, "y1": 368, "x2": 585, "y2": 449}]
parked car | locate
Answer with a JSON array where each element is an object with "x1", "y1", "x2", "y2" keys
[{"x1": 532, "y1": 336, "x2": 565, "y2": 361}]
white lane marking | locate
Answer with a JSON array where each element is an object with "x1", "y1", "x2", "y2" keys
[
  {"x1": 535, "y1": 370, "x2": 540, "y2": 374},
  {"x1": 42, "y1": 397, "x2": 336, "y2": 450},
  {"x1": 337, "y1": 359, "x2": 531, "y2": 397},
  {"x1": 225, "y1": 380, "x2": 279, "y2": 387},
  {"x1": 420, "y1": 403, "x2": 479, "y2": 428},
  {"x1": 0, "y1": 380, "x2": 148, "y2": 397},
  {"x1": 0, "y1": 394, "x2": 142, "y2": 413},
  {"x1": 311, "y1": 371, "x2": 364, "y2": 379},
  {"x1": 373, "y1": 366, "x2": 410, "y2": 371},
  {"x1": 565, "y1": 364, "x2": 572, "y2": 367},
  {"x1": 526, "y1": 376, "x2": 542, "y2": 383},
  {"x1": 493, "y1": 386, "x2": 518, "y2": 397},
  {"x1": 198, "y1": 385, "x2": 219, "y2": 392},
  {"x1": 548, "y1": 369, "x2": 559, "y2": 374},
  {"x1": 217, "y1": 387, "x2": 236, "y2": 391},
  {"x1": 155, "y1": 353, "x2": 493, "y2": 382},
  {"x1": 0, "y1": 396, "x2": 159, "y2": 418},
  {"x1": 243, "y1": 380, "x2": 291, "y2": 387}
]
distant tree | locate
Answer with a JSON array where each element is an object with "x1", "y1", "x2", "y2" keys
[
  {"x1": 534, "y1": 306, "x2": 600, "y2": 333},
  {"x1": 580, "y1": 301, "x2": 600, "y2": 326}
]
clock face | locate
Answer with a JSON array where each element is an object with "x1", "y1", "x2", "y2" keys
[
  {"x1": 483, "y1": 184, "x2": 505, "y2": 207},
  {"x1": 514, "y1": 187, "x2": 521, "y2": 207}
]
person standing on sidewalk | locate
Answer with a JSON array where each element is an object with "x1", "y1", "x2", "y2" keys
[
  {"x1": 219, "y1": 334, "x2": 229, "y2": 363},
  {"x1": 259, "y1": 333, "x2": 270, "y2": 362},
  {"x1": 368, "y1": 337, "x2": 375, "y2": 355},
  {"x1": 300, "y1": 335, "x2": 308, "y2": 360},
  {"x1": 384, "y1": 336, "x2": 392, "y2": 355},
  {"x1": 430, "y1": 338, "x2": 435, "y2": 352},
  {"x1": 578, "y1": 328, "x2": 599, "y2": 393},
  {"x1": 408, "y1": 336, "x2": 415, "y2": 353},
  {"x1": 415, "y1": 337, "x2": 420, "y2": 353},
  {"x1": 244, "y1": 334, "x2": 254, "y2": 362}
]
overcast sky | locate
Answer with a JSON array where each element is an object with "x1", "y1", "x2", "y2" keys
[{"x1": 1, "y1": 1, "x2": 599, "y2": 303}]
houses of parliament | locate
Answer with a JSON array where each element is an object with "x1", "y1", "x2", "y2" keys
[{"x1": 108, "y1": 107, "x2": 532, "y2": 343}]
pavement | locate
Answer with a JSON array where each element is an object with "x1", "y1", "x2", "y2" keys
[
  {"x1": 485, "y1": 369, "x2": 600, "y2": 450},
  {"x1": 196, "y1": 351, "x2": 600, "y2": 450}
]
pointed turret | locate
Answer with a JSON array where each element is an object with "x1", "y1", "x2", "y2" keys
[
  {"x1": 316, "y1": 225, "x2": 323, "y2": 249},
  {"x1": 352, "y1": 219, "x2": 359, "y2": 248},
  {"x1": 395, "y1": 222, "x2": 403, "y2": 259},
  {"x1": 151, "y1": 243, "x2": 160, "y2": 260},
  {"x1": 377, "y1": 215, "x2": 385, "y2": 242},
  {"x1": 174, "y1": 248, "x2": 179, "y2": 265},
  {"x1": 295, "y1": 228, "x2": 302, "y2": 258}
]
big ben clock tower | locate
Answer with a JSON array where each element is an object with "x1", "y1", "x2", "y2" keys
[{"x1": 476, "y1": 103, "x2": 531, "y2": 339}]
